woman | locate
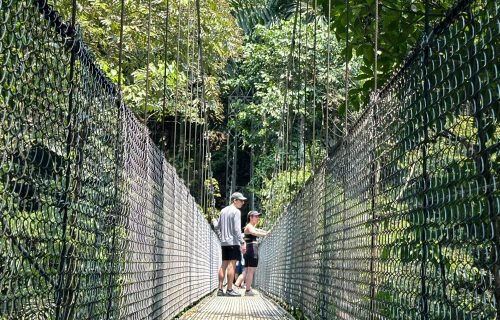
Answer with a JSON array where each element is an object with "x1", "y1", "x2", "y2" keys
[{"x1": 243, "y1": 210, "x2": 269, "y2": 296}]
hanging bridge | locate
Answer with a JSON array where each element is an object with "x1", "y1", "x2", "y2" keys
[{"x1": 1, "y1": 0, "x2": 499, "y2": 319}]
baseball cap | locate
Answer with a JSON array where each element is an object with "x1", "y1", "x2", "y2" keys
[
  {"x1": 230, "y1": 192, "x2": 247, "y2": 201},
  {"x1": 248, "y1": 210, "x2": 262, "y2": 217}
]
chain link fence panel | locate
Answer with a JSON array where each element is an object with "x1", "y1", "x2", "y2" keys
[
  {"x1": 0, "y1": 1, "x2": 220, "y2": 319},
  {"x1": 256, "y1": 0, "x2": 499, "y2": 318}
]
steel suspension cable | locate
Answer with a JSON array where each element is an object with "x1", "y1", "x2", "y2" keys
[
  {"x1": 341, "y1": 0, "x2": 350, "y2": 308},
  {"x1": 55, "y1": 0, "x2": 78, "y2": 317},
  {"x1": 325, "y1": 0, "x2": 331, "y2": 151},
  {"x1": 186, "y1": 11, "x2": 198, "y2": 186},
  {"x1": 195, "y1": 0, "x2": 205, "y2": 197},
  {"x1": 198, "y1": 84, "x2": 206, "y2": 210},
  {"x1": 144, "y1": 0, "x2": 152, "y2": 128},
  {"x1": 195, "y1": 0, "x2": 211, "y2": 215},
  {"x1": 161, "y1": 0, "x2": 171, "y2": 153},
  {"x1": 420, "y1": 0, "x2": 430, "y2": 317},
  {"x1": 311, "y1": 0, "x2": 318, "y2": 172},
  {"x1": 173, "y1": 0, "x2": 183, "y2": 161},
  {"x1": 320, "y1": 1, "x2": 332, "y2": 314},
  {"x1": 106, "y1": 0, "x2": 126, "y2": 317},
  {"x1": 193, "y1": 3, "x2": 206, "y2": 195},
  {"x1": 344, "y1": 0, "x2": 350, "y2": 135},
  {"x1": 117, "y1": 0, "x2": 126, "y2": 91},
  {"x1": 269, "y1": 0, "x2": 301, "y2": 218},
  {"x1": 186, "y1": 14, "x2": 197, "y2": 281},
  {"x1": 191, "y1": 76, "x2": 199, "y2": 188},
  {"x1": 299, "y1": 0, "x2": 308, "y2": 184},
  {"x1": 181, "y1": 4, "x2": 194, "y2": 182},
  {"x1": 374, "y1": 0, "x2": 379, "y2": 92},
  {"x1": 369, "y1": 0, "x2": 380, "y2": 314},
  {"x1": 290, "y1": 0, "x2": 303, "y2": 204}
]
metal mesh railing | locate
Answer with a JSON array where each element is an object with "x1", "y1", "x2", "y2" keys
[
  {"x1": 0, "y1": 1, "x2": 220, "y2": 319},
  {"x1": 256, "y1": 0, "x2": 499, "y2": 318}
]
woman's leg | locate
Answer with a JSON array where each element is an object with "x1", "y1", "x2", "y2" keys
[
  {"x1": 244, "y1": 267, "x2": 256, "y2": 290},
  {"x1": 235, "y1": 268, "x2": 246, "y2": 287}
]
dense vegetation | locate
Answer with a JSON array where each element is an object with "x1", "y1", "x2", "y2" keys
[
  {"x1": 223, "y1": 0, "x2": 460, "y2": 222},
  {"x1": 47, "y1": 0, "x2": 460, "y2": 219}
]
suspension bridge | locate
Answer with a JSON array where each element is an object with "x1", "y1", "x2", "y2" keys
[{"x1": 0, "y1": 0, "x2": 498, "y2": 319}]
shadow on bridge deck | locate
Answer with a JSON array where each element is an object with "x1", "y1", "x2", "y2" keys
[{"x1": 178, "y1": 289, "x2": 293, "y2": 319}]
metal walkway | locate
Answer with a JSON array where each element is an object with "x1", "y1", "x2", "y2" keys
[{"x1": 179, "y1": 289, "x2": 293, "y2": 319}]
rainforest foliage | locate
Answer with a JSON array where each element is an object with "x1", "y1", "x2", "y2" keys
[{"x1": 46, "y1": 0, "x2": 460, "y2": 216}]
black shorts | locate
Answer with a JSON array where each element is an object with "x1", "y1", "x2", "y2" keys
[
  {"x1": 244, "y1": 243, "x2": 259, "y2": 267},
  {"x1": 221, "y1": 245, "x2": 241, "y2": 261}
]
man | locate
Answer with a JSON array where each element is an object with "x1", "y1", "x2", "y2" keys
[{"x1": 213, "y1": 192, "x2": 247, "y2": 296}]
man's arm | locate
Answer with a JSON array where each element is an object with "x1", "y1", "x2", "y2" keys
[
  {"x1": 234, "y1": 211, "x2": 246, "y2": 253},
  {"x1": 234, "y1": 212, "x2": 242, "y2": 242}
]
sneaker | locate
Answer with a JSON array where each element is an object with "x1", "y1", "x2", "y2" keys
[
  {"x1": 217, "y1": 289, "x2": 224, "y2": 296},
  {"x1": 245, "y1": 290, "x2": 255, "y2": 296},
  {"x1": 225, "y1": 289, "x2": 241, "y2": 297}
]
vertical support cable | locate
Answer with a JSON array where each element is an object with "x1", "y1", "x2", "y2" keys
[
  {"x1": 144, "y1": 0, "x2": 152, "y2": 128},
  {"x1": 187, "y1": 10, "x2": 196, "y2": 188},
  {"x1": 300, "y1": 0, "x2": 308, "y2": 184},
  {"x1": 373, "y1": 0, "x2": 378, "y2": 93},
  {"x1": 143, "y1": 9, "x2": 153, "y2": 291},
  {"x1": 55, "y1": 0, "x2": 77, "y2": 318},
  {"x1": 320, "y1": 2, "x2": 333, "y2": 316},
  {"x1": 191, "y1": 99, "x2": 198, "y2": 188},
  {"x1": 292, "y1": 0, "x2": 303, "y2": 201},
  {"x1": 344, "y1": 0, "x2": 349, "y2": 134},
  {"x1": 196, "y1": 0, "x2": 209, "y2": 214},
  {"x1": 181, "y1": 8, "x2": 193, "y2": 181},
  {"x1": 325, "y1": 0, "x2": 332, "y2": 153},
  {"x1": 369, "y1": 0, "x2": 379, "y2": 318},
  {"x1": 197, "y1": 30, "x2": 207, "y2": 209},
  {"x1": 180, "y1": 4, "x2": 189, "y2": 181},
  {"x1": 340, "y1": 0, "x2": 350, "y2": 310},
  {"x1": 250, "y1": 148, "x2": 255, "y2": 210},
  {"x1": 225, "y1": 105, "x2": 232, "y2": 202},
  {"x1": 200, "y1": 130, "x2": 207, "y2": 211},
  {"x1": 320, "y1": 166, "x2": 329, "y2": 318},
  {"x1": 162, "y1": 0, "x2": 170, "y2": 154},
  {"x1": 225, "y1": 95, "x2": 239, "y2": 200},
  {"x1": 117, "y1": 2, "x2": 126, "y2": 92},
  {"x1": 105, "y1": 0, "x2": 126, "y2": 317},
  {"x1": 420, "y1": 0, "x2": 430, "y2": 318},
  {"x1": 173, "y1": 0, "x2": 183, "y2": 162},
  {"x1": 311, "y1": 0, "x2": 317, "y2": 173},
  {"x1": 231, "y1": 132, "x2": 237, "y2": 195},
  {"x1": 280, "y1": 0, "x2": 300, "y2": 209}
]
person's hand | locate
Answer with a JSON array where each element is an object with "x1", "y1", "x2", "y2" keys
[{"x1": 241, "y1": 243, "x2": 247, "y2": 254}]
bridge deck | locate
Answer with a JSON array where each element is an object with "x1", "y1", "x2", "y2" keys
[{"x1": 179, "y1": 289, "x2": 293, "y2": 319}]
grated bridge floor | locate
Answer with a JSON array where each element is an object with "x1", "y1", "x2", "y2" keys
[{"x1": 178, "y1": 289, "x2": 293, "y2": 319}]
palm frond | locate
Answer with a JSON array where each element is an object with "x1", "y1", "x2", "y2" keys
[{"x1": 229, "y1": 0, "x2": 304, "y2": 34}]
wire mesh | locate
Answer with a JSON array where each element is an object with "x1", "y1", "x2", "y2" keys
[
  {"x1": 0, "y1": 1, "x2": 220, "y2": 319},
  {"x1": 256, "y1": 0, "x2": 499, "y2": 319}
]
